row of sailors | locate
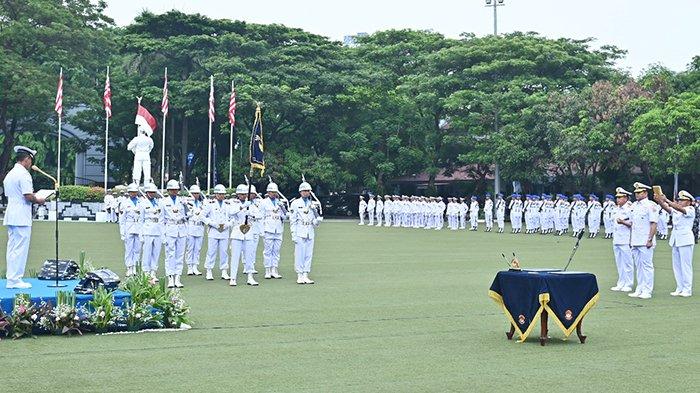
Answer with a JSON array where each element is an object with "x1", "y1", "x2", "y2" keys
[
  {"x1": 117, "y1": 179, "x2": 322, "y2": 288},
  {"x1": 358, "y1": 193, "x2": 679, "y2": 238}
]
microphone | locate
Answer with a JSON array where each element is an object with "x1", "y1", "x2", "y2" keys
[
  {"x1": 31, "y1": 165, "x2": 58, "y2": 187},
  {"x1": 563, "y1": 230, "x2": 585, "y2": 271}
]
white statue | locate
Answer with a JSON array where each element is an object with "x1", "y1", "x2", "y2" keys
[{"x1": 127, "y1": 128, "x2": 154, "y2": 185}]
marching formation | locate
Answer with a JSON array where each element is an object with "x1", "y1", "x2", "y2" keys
[
  {"x1": 359, "y1": 183, "x2": 697, "y2": 299},
  {"x1": 115, "y1": 177, "x2": 323, "y2": 288}
]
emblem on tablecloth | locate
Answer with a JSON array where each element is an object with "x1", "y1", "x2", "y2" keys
[
  {"x1": 518, "y1": 314, "x2": 526, "y2": 325},
  {"x1": 564, "y1": 309, "x2": 573, "y2": 321}
]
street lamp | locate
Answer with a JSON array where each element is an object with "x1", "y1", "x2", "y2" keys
[{"x1": 485, "y1": 0, "x2": 505, "y2": 195}]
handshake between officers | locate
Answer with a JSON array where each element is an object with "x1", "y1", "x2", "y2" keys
[{"x1": 116, "y1": 178, "x2": 323, "y2": 288}]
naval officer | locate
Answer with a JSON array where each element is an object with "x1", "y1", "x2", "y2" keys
[{"x1": 3, "y1": 146, "x2": 46, "y2": 289}]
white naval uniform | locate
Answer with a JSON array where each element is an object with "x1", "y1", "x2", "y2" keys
[
  {"x1": 587, "y1": 201, "x2": 602, "y2": 234},
  {"x1": 367, "y1": 198, "x2": 376, "y2": 226},
  {"x1": 290, "y1": 198, "x2": 321, "y2": 274},
  {"x1": 630, "y1": 198, "x2": 659, "y2": 296},
  {"x1": 139, "y1": 197, "x2": 163, "y2": 274},
  {"x1": 185, "y1": 197, "x2": 206, "y2": 268},
  {"x1": 657, "y1": 208, "x2": 669, "y2": 237},
  {"x1": 602, "y1": 200, "x2": 615, "y2": 236},
  {"x1": 495, "y1": 199, "x2": 506, "y2": 230},
  {"x1": 229, "y1": 199, "x2": 261, "y2": 277},
  {"x1": 383, "y1": 200, "x2": 393, "y2": 227},
  {"x1": 459, "y1": 202, "x2": 468, "y2": 229},
  {"x1": 358, "y1": 199, "x2": 367, "y2": 225},
  {"x1": 103, "y1": 194, "x2": 116, "y2": 222},
  {"x1": 375, "y1": 199, "x2": 383, "y2": 226},
  {"x1": 3, "y1": 163, "x2": 35, "y2": 285},
  {"x1": 203, "y1": 200, "x2": 231, "y2": 270},
  {"x1": 509, "y1": 199, "x2": 523, "y2": 230},
  {"x1": 127, "y1": 133, "x2": 154, "y2": 185},
  {"x1": 668, "y1": 205, "x2": 695, "y2": 294},
  {"x1": 484, "y1": 199, "x2": 493, "y2": 229},
  {"x1": 260, "y1": 197, "x2": 286, "y2": 270},
  {"x1": 250, "y1": 198, "x2": 263, "y2": 271},
  {"x1": 469, "y1": 201, "x2": 479, "y2": 230},
  {"x1": 612, "y1": 203, "x2": 634, "y2": 289},
  {"x1": 119, "y1": 196, "x2": 142, "y2": 270},
  {"x1": 162, "y1": 195, "x2": 188, "y2": 276}
]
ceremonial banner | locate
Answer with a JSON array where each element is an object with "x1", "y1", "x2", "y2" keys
[
  {"x1": 135, "y1": 103, "x2": 157, "y2": 137},
  {"x1": 488, "y1": 270, "x2": 599, "y2": 342},
  {"x1": 249, "y1": 105, "x2": 264, "y2": 175}
]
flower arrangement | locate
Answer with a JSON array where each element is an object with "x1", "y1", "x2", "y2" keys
[
  {"x1": 37, "y1": 291, "x2": 83, "y2": 336},
  {"x1": 161, "y1": 288, "x2": 191, "y2": 329},
  {"x1": 87, "y1": 286, "x2": 123, "y2": 333},
  {"x1": 0, "y1": 310, "x2": 11, "y2": 339},
  {"x1": 77, "y1": 250, "x2": 96, "y2": 280},
  {"x1": 124, "y1": 300, "x2": 163, "y2": 331},
  {"x1": 9, "y1": 294, "x2": 39, "y2": 339}
]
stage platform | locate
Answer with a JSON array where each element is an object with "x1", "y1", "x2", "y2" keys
[{"x1": 0, "y1": 279, "x2": 131, "y2": 314}]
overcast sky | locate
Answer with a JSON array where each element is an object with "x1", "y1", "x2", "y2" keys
[{"x1": 104, "y1": 0, "x2": 699, "y2": 76}]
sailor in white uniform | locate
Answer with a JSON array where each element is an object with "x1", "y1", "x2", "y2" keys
[
  {"x1": 611, "y1": 187, "x2": 634, "y2": 292},
  {"x1": 621, "y1": 182, "x2": 659, "y2": 299},
  {"x1": 375, "y1": 195, "x2": 384, "y2": 226},
  {"x1": 483, "y1": 194, "x2": 493, "y2": 232},
  {"x1": 509, "y1": 194, "x2": 523, "y2": 233},
  {"x1": 162, "y1": 180, "x2": 188, "y2": 288},
  {"x1": 119, "y1": 183, "x2": 142, "y2": 277},
  {"x1": 139, "y1": 183, "x2": 163, "y2": 281},
  {"x1": 367, "y1": 195, "x2": 376, "y2": 226},
  {"x1": 185, "y1": 185, "x2": 205, "y2": 276},
  {"x1": 495, "y1": 193, "x2": 506, "y2": 233},
  {"x1": 655, "y1": 190, "x2": 695, "y2": 297},
  {"x1": 2, "y1": 146, "x2": 46, "y2": 289},
  {"x1": 383, "y1": 195, "x2": 393, "y2": 227},
  {"x1": 358, "y1": 195, "x2": 367, "y2": 225},
  {"x1": 260, "y1": 181, "x2": 286, "y2": 280},
  {"x1": 602, "y1": 194, "x2": 615, "y2": 239},
  {"x1": 229, "y1": 184, "x2": 262, "y2": 286},
  {"x1": 203, "y1": 184, "x2": 231, "y2": 281},
  {"x1": 289, "y1": 180, "x2": 323, "y2": 284}
]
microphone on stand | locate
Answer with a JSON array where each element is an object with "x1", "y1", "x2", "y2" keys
[{"x1": 32, "y1": 165, "x2": 66, "y2": 288}]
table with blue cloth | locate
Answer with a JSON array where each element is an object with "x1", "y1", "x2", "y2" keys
[{"x1": 488, "y1": 269, "x2": 599, "y2": 346}]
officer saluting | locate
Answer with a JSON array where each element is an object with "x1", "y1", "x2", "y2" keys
[
  {"x1": 3, "y1": 146, "x2": 46, "y2": 289},
  {"x1": 161, "y1": 180, "x2": 188, "y2": 288},
  {"x1": 620, "y1": 182, "x2": 658, "y2": 299}
]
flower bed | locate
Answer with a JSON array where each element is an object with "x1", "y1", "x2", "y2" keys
[{"x1": 0, "y1": 272, "x2": 191, "y2": 340}]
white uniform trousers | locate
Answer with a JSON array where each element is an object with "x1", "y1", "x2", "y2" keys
[
  {"x1": 672, "y1": 245, "x2": 694, "y2": 294},
  {"x1": 613, "y1": 244, "x2": 634, "y2": 288},
  {"x1": 230, "y1": 238, "x2": 255, "y2": 277},
  {"x1": 205, "y1": 237, "x2": 229, "y2": 270},
  {"x1": 368, "y1": 212, "x2": 375, "y2": 226},
  {"x1": 164, "y1": 236, "x2": 186, "y2": 276},
  {"x1": 124, "y1": 234, "x2": 141, "y2": 269},
  {"x1": 511, "y1": 213, "x2": 522, "y2": 229},
  {"x1": 5, "y1": 226, "x2": 31, "y2": 284},
  {"x1": 294, "y1": 237, "x2": 315, "y2": 273},
  {"x1": 359, "y1": 211, "x2": 365, "y2": 225},
  {"x1": 384, "y1": 212, "x2": 391, "y2": 227},
  {"x1": 185, "y1": 235, "x2": 204, "y2": 267},
  {"x1": 459, "y1": 214, "x2": 466, "y2": 229},
  {"x1": 132, "y1": 158, "x2": 151, "y2": 184},
  {"x1": 632, "y1": 246, "x2": 655, "y2": 295},
  {"x1": 141, "y1": 235, "x2": 162, "y2": 273},
  {"x1": 497, "y1": 215, "x2": 505, "y2": 229},
  {"x1": 485, "y1": 212, "x2": 493, "y2": 229},
  {"x1": 470, "y1": 214, "x2": 478, "y2": 229},
  {"x1": 263, "y1": 235, "x2": 283, "y2": 268}
]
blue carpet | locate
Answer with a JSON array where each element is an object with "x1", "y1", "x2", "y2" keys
[{"x1": 0, "y1": 279, "x2": 130, "y2": 314}]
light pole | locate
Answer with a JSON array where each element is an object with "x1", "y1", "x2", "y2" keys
[
  {"x1": 673, "y1": 133, "x2": 679, "y2": 198},
  {"x1": 485, "y1": 0, "x2": 505, "y2": 195}
]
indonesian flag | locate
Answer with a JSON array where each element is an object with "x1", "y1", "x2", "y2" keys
[
  {"x1": 208, "y1": 75, "x2": 215, "y2": 123},
  {"x1": 103, "y1": 69, "x2": 112, "y2": 118},
  {"x1": 161, "y1": 68, "x2": 169, "y2": 117},
  {"x1": 135, "y1": 103, "x2": 157, "y2": 137},
  {"x1": 54, "y1": 68, "x2": 63, "y2": 116},
  {"x1": 228, "y1": 81, "x2": 236, "y2": 125}
]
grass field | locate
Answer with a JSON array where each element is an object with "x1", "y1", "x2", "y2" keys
[{"x1": 0, "y1": 220, "x2": 698, "y2": 392}]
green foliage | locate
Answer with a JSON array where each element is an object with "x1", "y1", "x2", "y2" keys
[{"x1": 59, "y1": 185, "x2": 104, "y2": 202}]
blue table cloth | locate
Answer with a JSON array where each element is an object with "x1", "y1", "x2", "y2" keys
[{"x1": 488, "y1": 270, "x2": 599, "y2": 341}]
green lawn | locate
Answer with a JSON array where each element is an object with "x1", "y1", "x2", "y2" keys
[{"x1": 1, "y1": 221, "x2": 698, "y2": 392}]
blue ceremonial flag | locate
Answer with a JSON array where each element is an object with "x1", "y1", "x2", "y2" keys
[{"x1": 249, "y1": 104, "x2": 265, "y2": 175}]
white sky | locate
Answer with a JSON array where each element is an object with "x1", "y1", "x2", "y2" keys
[{"x1": 104, "y1": 0, "x2": 699, "y2": 76}]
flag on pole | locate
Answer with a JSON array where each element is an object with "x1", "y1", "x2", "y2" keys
[
  {"x1": 208, "y1": 76, "x2": 215, "y2": 123},
  {"x1": 249, "y1": 104, "x2": 265, "y2": 175},
  {"x1": 103, "y1": 70, "x2": 112, "y2": 118},
  {"x1": 228, "y1": 82, "x2": 236, "y2": 125},
  {"x1": 135, "y1": 103, "x2": 157, "y2": 136},
  {"x1": 54, "y1": 68, "x2": 63, "y2": 116},
  {"x1": 161, "y1": 68, "x2": 169, "y2": 117}
]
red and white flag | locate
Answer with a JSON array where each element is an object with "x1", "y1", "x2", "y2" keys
[
  {"x1": 161, "y1": 68, "x2": 169, "y2": 117},
  {"x1": 228, "y1": 81, "x2": 236, "y2": 125},
  {"x1": 135, "y1": 103, "x2": 157, "y2": 137},
  {"x1": 208, "y1": 75, "x2": 215, "y2": 123},
  {"x1": 54, "y1": 68, "x2": 63, "y2": 116},
  {"x1": 103, "y1": 70, "x2": 112, "y2": 118}
]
